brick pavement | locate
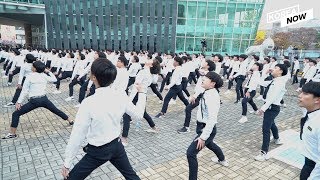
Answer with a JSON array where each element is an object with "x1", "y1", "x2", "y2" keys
[{"x1": 0, "y1": 76, "x2": 303, "y2": 180}]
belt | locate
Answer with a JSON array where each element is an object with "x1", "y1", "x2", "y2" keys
[
  {"x1": 30, "y1": 95, "x2": 46, "y2": 100},
  {"x1": 88, "y1": 137, "x2": 120, "y2": 149}
]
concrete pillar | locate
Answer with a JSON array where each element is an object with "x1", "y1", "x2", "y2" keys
[{"x1": 24, "y1": 24, "x2": 32, "y2": 47}]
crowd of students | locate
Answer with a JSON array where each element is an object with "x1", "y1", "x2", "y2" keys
[{"x1": 0, "y1": 46, "x2": 319, "y2": 180}]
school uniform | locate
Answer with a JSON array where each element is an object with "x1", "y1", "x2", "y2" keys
[
  {"x1": 241, "y1": 71, "x2": 260, "y2": 116},
  {"x1": 159, "y1": 58, "x2": 174, "y2": 92},
  {"x1": 233, "y1": 60, "x2": 248, "y2": 101},
  {"x1": 149, "y1": 74, "x2": 163, "y2": 101},
  {"x1": 292, "y1": 59, "x2": 300, "y2": 84},
  {"x1": 11, "y1": 62, "x2": 33, "y2": 104},
  {"x1": 127, "y1": 62, "x2": 141, "y2": 89},
  {"x1": 8, "y1": 54, "x2": 25, "y2": 83},
  {"x1": 67, "y1": 60, "x2": 88, "y2": 98},
  {"x1": 56, "y1": 58, "x2": 74, "y2": 90},
  {"x1": 64, "y1": 86, "x2": 145, "y2": 180},
  {"x1": 228, "y1": 60, "x2": 240, "y2": 90}
]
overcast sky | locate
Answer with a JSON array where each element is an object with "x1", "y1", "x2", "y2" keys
[{"x1": 258, "y1": 0, "x2": 320, "y2": 30}]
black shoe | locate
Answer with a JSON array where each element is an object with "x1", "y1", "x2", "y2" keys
[
  {"x1": 177, "y1": 127, "x2": 190, "y2": 134},
  {"x1": 155, "y1": 113, "x2": 164, "y2": 118},
  {"x1": 69, "y1": 121, "x2": 74, "y2": 126},
  {"x1": 2, "y1": 133, "x2": 17, "y2": 139},
  {"x1": 234, "y1": 100, "x2": 239, "y2": 104}
]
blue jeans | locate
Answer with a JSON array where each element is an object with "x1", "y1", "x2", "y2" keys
[
  {"x1": 68, "y1": 138, "x2": 140, "y2": 180},
  {"x1": 261, "y1": 105, "x2": 280, "y2": 152}
]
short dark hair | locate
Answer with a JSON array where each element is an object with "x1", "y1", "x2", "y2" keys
[
  {"x1": 182, "y1": 56, "x2": 188, "y2": 63},
  {"x1": 233, "y1": 55, "x2": 239, "y2": 59},
  {"x1": 174, "y1": 56, "x2": 183, "y2": 66},
  {"x1": 26, "y1": 54, "x2": 36, "y2": 63},
  {"x1": 302, "y1": 82, "x2": 320, "y2": 97},
  {"x1": 98, "y1": 52, "x2": 106, "y2": 58},
  {"x1": 69, "y1": 52, "x2": 75, "y2": 58},
  {"x1": 283, "y1": 60, "x2": 291, "y2": 68},
  {"x1": 155, "y1": 56, "x2": 162, "y2": 63},
  {"x1": 264, "y1": 57, "x2": 270, "y2": 63},
  {"x1": 79, "y1": 53, "x2": 85, "y2": 60},
  {"x1": 239, "y1": 54, "x2": 247, "y2": 59},
  {"x1": 147, "y1": 54, "x2": 152, "y2": 59},
  {"x1": 309, "y1": 59, "x2": 317, "y2": 65},
  {"x1": 254, "y1": 62, "x2": 263, "y2": 71},
  {"x1": 33, "y1": 61, "x2": 46, "y2": 73},
  {"x1": 91, "y1": 58, "x2": 117, "y2": 87},
  {"x1": 275, "y1": 64, "x2": 288, "y2": 76},
  {"x1": 205, "y1": 71, "x2": 223, "y2": 89},
  {"x1": 118, "y1": 56, "x2": 128, "y2": 66},
  {"x1": 133, "y1": 55, "x2": 139, "y2": 63},
  {"x1": 13, "y1": 49, "x2": 20, "y2": 55},
  {"x1": 150, "y1": 59, "x2": 161, "y2": 74},
  {"x1": 206, "y1": 60, "x2": 216, "y2": 72},
  {"x1": 253, "y1": 55, "x2": 259, "y2": 61},
  {"x1": 215, "y1": 54, "x2": 223, "y2": 62},
  {"x1": 271, "y1": 57, "x2": 277, "y2": 61},
  {"x1": 284, "y1": 56, "x2": 289, "y2": 60},
  {"x1": 294, "y1": 56, "x2": 299, "y2": 60}
]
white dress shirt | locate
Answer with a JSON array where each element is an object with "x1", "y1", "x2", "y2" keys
[
  {"x1": 316, "y1": 62, "x2": 320, "y2": 71},
  {"x1": 293, "y1": 60, "x2": 300, "y2": 71},
  {"x1": 230, "y1": 61, "x2": 240, "y2": 75},
  {"x1": 18, "y1": 63, "x2": 33, "y2": 85},
  {"x1": 312, "y1": 73, "x2": 320, "y2": 82},
  {"x1": 63, "y1": 86, "x2": 146, "y2": 168},
  {"x1": 71, "y1": 60, "x2": 88, "y2": 79},
  {"x1": 197, "y1": 88, "x2": 220, "y2": 141},
  {"x1": 182, "y1": 63, "x2": 191, "y2": 78},
  {"x1": 192, "y1": 69, "x2": 208, "y2": 99},
  {"x1": 112, "y1": 67, "x2": 129, "y2": 93},
  {"x1": 214, "y1": 62, "x2": 222, "y2": 75},
  {"x1": 260, "y1": 76, "x2": 287, "y2": 112},
  {"x1": 166, "y1": 58, "x2": 175, "y2": 73},
  {"x1": 261, "y1": 63, "x2": 271, "y2": 79},
  {"x1": 223, "y1": 59, "x2": 231, "y2": 67},
  {"x1": 61, "y1": 59, "x2": 74, "y2": 72},
  {"x1": 128, "y1": 63, "x2": 141, "y2": 77},
  {"x1": 78, "y1": 59, "x2": 93, "y2": 79},
  {"x1": 304, "y1": 66, "x2": 317, "y2": 82},
  {"x1": 129, "y1": 68, "x2": 152, "y2": 101},
  {"x1": 301, "y1": 110, "x2": 320, "y2": 180},
  {"x1": 167, "y1": 66, "x2": 183, "y2": 89},
  {"x1": 233, "y1": 60, "x2": 248, "y2": 77},
  {"x1": 10, "y1": 55, "x2": 25, "y2": 71},
  {"x1": 302, "y1": 63, "x2": 310, "y2": 74},
  {"x1": 245, "y1": 71, "x2": 261, "y2": 92},
  {"x1": 17, "y1": 71, "x2": 57, "y2": 104}
]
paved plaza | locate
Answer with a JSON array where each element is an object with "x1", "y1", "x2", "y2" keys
[{"x1": 0, "y1": 77, "x2": 303, "y2": 180}]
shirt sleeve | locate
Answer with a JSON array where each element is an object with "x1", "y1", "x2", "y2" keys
[
  {"x1": 17, "y1": 76, "x2": 31, "y2": 104},
  {"x1": 45, "y1": 71, "x2": 57, "y2": 83},
  {"x1": 260, "y1": 81, "x2": 285, "y2": 112},
  {"x1": 64, "y1": 100, "x2": 91, "y2": 169},
  {"x1": 125, "y1": 93, "x2": 146, "y2": 121},
  {"x1": 199, "y1": 93, "x2": 219, "y2": 140},
  {"x1": 167, "y1": 69, "x2": 179, "y2": 89}
]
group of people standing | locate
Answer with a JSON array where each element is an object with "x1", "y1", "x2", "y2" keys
[{"x1": 0, "y1": 46, "x2": 319, "y2": 180}]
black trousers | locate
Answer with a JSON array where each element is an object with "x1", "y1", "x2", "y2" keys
[
  {"x1": 182, "y1": 77, "x2": 190, "y2": 97},
  {"x1": 11, "y1": 77, "x2": 26, "y2": 104},
  {"x1": 0, "y1": 58, "x2": 5, "y2": 64},
  {"x1": 4, "y1": 62, "x2": 12, "y2": 76},
  {"x1": 222, "y1": 66, "x2": 229, "y2": 77},
  {"x1": 227, "y1": 72, "x2": 236, "y2": 89},
  {"x1": 261, "y1": 105, "x2": 280, "y2": 152},
  {"x1": 8, "y1": 67, "x2": 21, "y2": 83},
  {"x1": 149, "y1": 83, "x2": 163, "y2": 101},
  {"x1": 184, "y1": 97, "x2": 200, "y2": 127},
  {"x1": 188, "y1": 72, "x2": 197, "y2": 84},
  {"x1": 241, "y1": 89, "x2": 258, "y2": 116},
  {"x1": 68, "y1": 138, "x2": 140, "y2": 180},
  {"x1": 11, "y1": 96, "x2": 68, "y2": 128},
  {"x1": 187, "y1": 123, "x2": 225, "y2": 180},
  {"x1": 300, "y1": 157, "x2": 316, "y2": 180},
  {"x1": 292, "y1": 69, "x2": 299, "y2": 84},
  {"x1": 159, "y1": 72, "x2": 172, "y2": 92},
  {"x1": 69, "y1": 75, "x2": 86, "y2": 97},
  {"x1": 3, "y1": 59, "x2": 9, "y2": 70},
  {"x1": 45, "y1": 60, "x2": 51, "y2": 68},
  {"x1": 56, "y1": 71, "x2": 73, "y2": 90},
  {"x1": 195, "y1": 68, "x2": 200, "y2": 79},
  {"x1": 161, "y1": 85, "x2": 189, "y2": 113},
  {"x1": 235, "y1": 76, "x2": 245, "y2": 101},
  {"x1": 259, "y1": 86, "x2": 265, "y2": 96},
  {"x1": 127, "y1": 77, "x2": 136, "y2": 88},
  {"x1": 79, "y1": 80, "x2": 95, "y2": 103},
  {"x1": 122, "y1": 94, "x2": 155, "y2": 137},
  {"x1": 299, "y1": 78, "x2": 307, "y2": 88}
]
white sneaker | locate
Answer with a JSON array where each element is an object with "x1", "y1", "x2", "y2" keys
[
  {"x1": 158, "y1": 100, "x2": 163, "y2": 104},
  {"x1": 212, "y1": 157, "x2": 229, "y2": 167},
  {"x1": 52, "y1": 90, "x2": 61, "y2": 94},
  {"x1": 145, "y1": 128, "x2": 158, "y2": 133},
  {"x1": 7, "y1": 82, "x2": 12, "y2": 86},
  {"x1": 254, "y1": 151, "x2": 269, "y2": 161},
  {"x1": 65, "y1": 96, "x2": 74, "y2": 102},
  {"x1": 274, "y1": 138, "x2": 283, "y2": 145},
  {"x1": 74, "y1": 104, "x2": 81, "y2": 108},
  {"x1": 256, "y1": 95, "x2": 263, "y2": 100},
  {"x1": 281, "y1": 103, "x2": 287, "y2": 108},
  {"x1": 238, "y1": 116, "x2": 248, "y2": 123},
  {"x1": 224, "y1": 90, "x2": 231, "y2": 94},
  {"x1": 3, "y1": 102, "x2": 14, "y2": 108},
  {"x1": 169, "y1": 99, "x2": 176, "y2": 105}
]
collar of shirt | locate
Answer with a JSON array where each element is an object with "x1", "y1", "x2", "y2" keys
[{"x1": 308, "y1": 109, "x2": 320, "y2": 120}]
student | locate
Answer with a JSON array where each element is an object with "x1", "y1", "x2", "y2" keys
[
  {"x1": 256, "y1": 58, "x2": 271, "y2": 100},
  {"x1": 159, "y1": 53, "x2": 174, "y2": 93},
  {"x1": 292, "y1": 56, "x2": 300, "y2": 84},
  {"x1": 225, "y1": 55, "x2": 240, "y2": 94},
  {"x1": 186, "y1": 71, "x2": 228, "y2": 180},
  {"x1": 229, "y1": 54, "x2": 248, "y2": 103},
  {"x1": 255, "y1": 64, "x2": 288, "y2": 161},
  {"x1": 7, "y1": 49, "x2": 24, "y2": 86},
  {"x1": 181, "y1": 56, "x2": 191, "y2": 97},
  {"x1": 2, "y1": 61, "x2": 73, "y2": 139},
  {"x1": 112, "y1": 56, "x2": 129, "y2": 93},
  {"x1": 298, "y1": 82, "x2": 320, "y2": 180},
  {"x1": 238, "y1": 63, "x2": 262, "y2": 123},
  {"x1": 127, "y1": 55, "x2": 141, "y2": 92},
  {"x1": 155, "y1": 56, "x2": 189, "y2": 118},
  {"x1": 4, "y1": 54, "x2": 36, "y2": 107},
  {"x1": 61, "y1": 58, "x2": 145, "y2": 180},
  {"x1": 53, "y1": 52, "x2": 75, "y2": 94},
  {"x1": 177, "y1": 60, "x2": 216, "y2": 133},
  {"x1": 297, "y1": 59, "x2": 318, "y2": 92},
  {"x1": 149, "y1": 56, "x2": 164, "y2": 102}
]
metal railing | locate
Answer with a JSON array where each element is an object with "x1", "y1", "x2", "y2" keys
[
  {"x1": 0, "y1": 0, "x2": 43, "y2": 5},
  {"x1": 268, "y1": 50, "x2": 320, "y2": 59}
]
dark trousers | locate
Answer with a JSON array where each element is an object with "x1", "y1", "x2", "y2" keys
[
  {"x1": 11, "y1": 96, "x2": 68, "y2": 128},
  {"x1": 150, "y1": 83, "x2": 163, "y2": 101},
  {"x1": 292, "y1": 69, "x2": 299, "y2": 84},
  {"x1": 79, "y1": 80, "x2": 95, "y2": 103},
  {"x1": 3, "y1": 60, "x2": 9, "y2": 71},
  {"x1": 187, "y1": 123, "x2": 225, "y2": 180},
  {"x1": 122, "y1": 95, "x2": 155, "y2": 137},
  {"x1": 0, "y1": 58, "x2": 5, "y2": 64},
  {"x1": 4, "y1": 62, "x2": 12, "y2": 76},
  {"x1": 242, "y1": 89, "x2": 258, "y2": 116},
  {"x1": 56, "y1": 71, "x2": 73, "y2": 90},
  {"x1": 259, "y1": 86, "x2": 265, "y2": 96},
  {"x1": 159, "y1": 72, "x2": 172, "y2": 92},
  {"x1": 184, "y1": 97, "x2": 200, "y2": 127},
  {"x1": 45, "y1": 60, "x2": 51, "y2": 68},
  {"x1": 126, "y1": 77, "x2": 136, "y2": 94},
  {"x1": 68, "y1": 138, "x2": 140, "y2": 180},
  {"x1": 161, "y1": 85, "x2": 189, "y2": 114},
  {"x1": 11, "y1": 77, "x2": 26, "y2": 104},
  {"x1": 227, "y1": 72, "x2": 236, "y2": 89},
  {"x1": 300, "y1": 157, "x2": 316, "y2": 180},
  {"x1": 188, "y1": 72, "x2": 197, "y2": 84},
  {"x1": 69, "y1": 75, "x2": 86, "y2": 97},
  {"x1": 222, "y1": 66, "x2": 229, "y2": 77},
  {"x1": 261, "y1": 105, "x2": 280, "y2": 153},
  {"x1": 51, "y1": 67, "x2": 58, "y2": 74},
  {"x1": 235, "y1": 76, "x2": 245, "y2": 101},
  {"x1": 182, "y1": 77, "x2": 190, "y2": 97},
  {"x1": 195, "y1": 68, "x2": 200, "y2": 79},
  {"x1": 299, "y1": 78, "x2": 307, "y2": 88},
  {"x1": 8, "y1": 67, "x2": 21, "y2": 83}
]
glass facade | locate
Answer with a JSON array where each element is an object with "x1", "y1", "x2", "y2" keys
[
  {"x1": 44, "y1": 0, "x2": 177, "y2": 52},
  {"x1": 176, "y1": 0, "x2": 265, "y2": 54},
  {"x1": 0, "y1": 0, "x2": 44, "y2": 4}
]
